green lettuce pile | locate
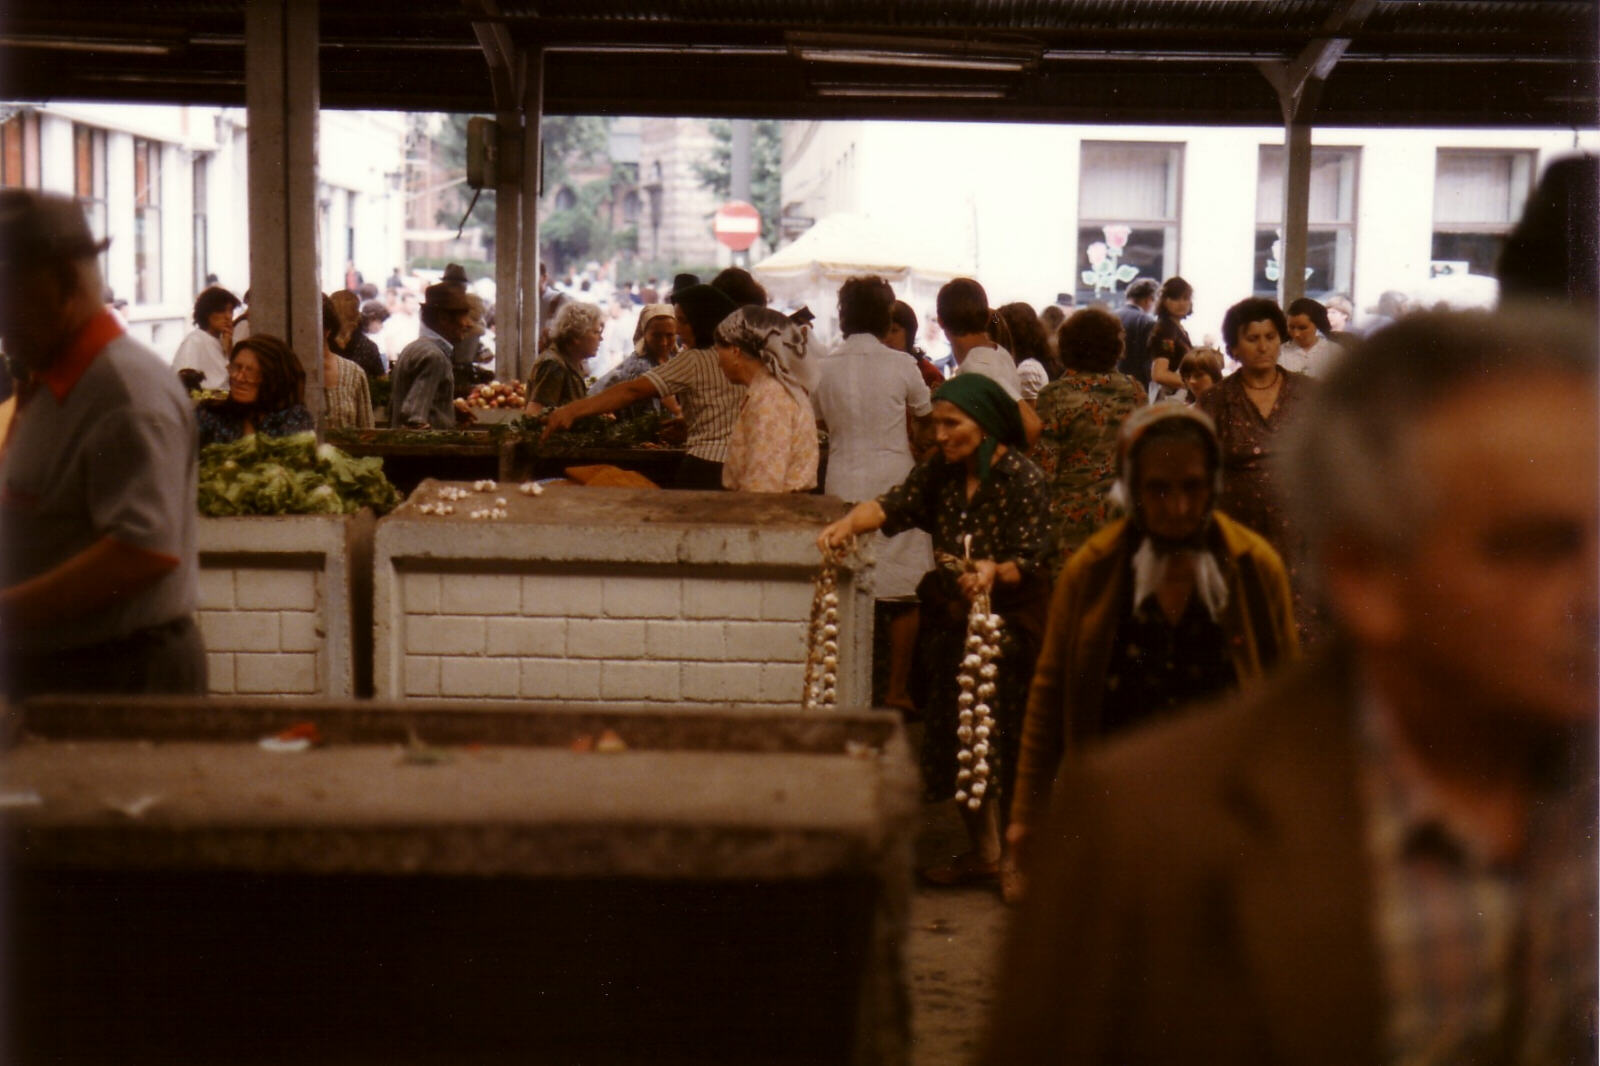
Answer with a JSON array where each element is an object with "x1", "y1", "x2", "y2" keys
[{"x1": 198, "y1": 432, "x2": 400, "y2": 516}]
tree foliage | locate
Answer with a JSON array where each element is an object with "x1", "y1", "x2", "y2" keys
[{"x1": 691, "y1": 119, "x2": 783, "y2": 247}]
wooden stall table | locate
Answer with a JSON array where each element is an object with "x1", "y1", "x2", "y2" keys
[
  {"x1": 3, "y1": 697, "x2": 918, "y2": 1066},
  {"x1": 328, "y1": 427, "x2": 517, "y2": 495}
]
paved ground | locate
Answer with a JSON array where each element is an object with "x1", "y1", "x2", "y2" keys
[{"x1": 904, "y1": 795, "x2": 1011, "y2": 1066}]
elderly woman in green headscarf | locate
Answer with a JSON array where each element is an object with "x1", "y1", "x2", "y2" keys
[{"x1": 818, "y1": 372, "x2": 1055, "y2": 886}]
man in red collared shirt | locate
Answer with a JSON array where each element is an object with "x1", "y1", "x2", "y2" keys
[{"x1": 0, "y1": 190, "x2": 204, "y2": 700}]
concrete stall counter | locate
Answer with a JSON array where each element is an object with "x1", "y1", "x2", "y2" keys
[
  {"x1": 3, "y1": 696, "x2": 919, "y2": 1065},
  {"x1": 196, "y1": 513, "x2": 374, "y2": 698},
  {"x1": 374, "y1": 481, "x2": 873, "y2": 709}
]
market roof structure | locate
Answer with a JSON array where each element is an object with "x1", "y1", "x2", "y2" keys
[{"x1": 1, "y1": 1, "x2": 1595, "y2": 128}]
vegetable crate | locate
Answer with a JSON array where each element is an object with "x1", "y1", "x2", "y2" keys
[{"x1": 2, "y1": 697, "x2": 918, "y2": 1066}]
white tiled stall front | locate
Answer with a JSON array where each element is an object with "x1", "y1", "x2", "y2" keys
[
  {"x1": 375, "y1": 482, "x2": 871, "y2": 708},
  {"x1": 196, "y1": 515, "x2": 369, "y2": 697}
]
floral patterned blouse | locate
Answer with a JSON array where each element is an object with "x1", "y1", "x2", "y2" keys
[
  {"x1": 877, "y1": 447, "x2": 1053, "y2": 583},
  {"x1": 1031, "y1": 369, "x2": 1147, "y2": 571},
  {"x1": 1196, "y1": 369, "x2": 1315, "y2": 558},
  {"x1": 721, "y1": 369, "x2": 819, "y2": 492},
  {"x1": 322, "y1": 355, "x2": 373, "y2": 431},
  {"x1": 196, "y1": 402, "x2": 315, "y2": 448}
]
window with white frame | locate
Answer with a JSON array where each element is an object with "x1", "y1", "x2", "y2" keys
[
  {"x1": 73, "y1": 124, "x2": 108, "y2": 277},
  {"x1": 133, "y1": 138, "x2": 162, "y2": 304},
  {"x1": 1077, "y1": 141, "x2": 1182, "y2": 306},
  {"x1": 1255, "y1": 146, "x2": 1358, "y2": 300},
  {"x1": 1431, "y1": 150, "x2": 1535, "y2": 277}
]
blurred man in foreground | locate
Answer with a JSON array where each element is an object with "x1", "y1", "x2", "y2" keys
[
  {"x1": 985, "y1": 309, "x2": 1596, "y2": 1064},
  {"x1": 0, "y1": 190, "x2": 204, "y2": 700}
]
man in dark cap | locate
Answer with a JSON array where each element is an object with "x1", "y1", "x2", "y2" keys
[
  {"x1": 390, "y1": 282, "x2": 471, "y2": 429},
  {"x1": 0, "y1": 190, "x2": 205, "y2": 699}
]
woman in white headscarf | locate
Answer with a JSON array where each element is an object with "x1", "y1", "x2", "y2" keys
[{"x1": 713, "y1": 305, "x2": 820, "y2": 492}]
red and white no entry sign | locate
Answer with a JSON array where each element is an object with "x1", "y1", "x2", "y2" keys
[{"x1": 713, "y1": 200, "x2": 761, "y2": 251}]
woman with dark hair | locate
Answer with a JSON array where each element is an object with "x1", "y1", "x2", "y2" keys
[
  {"x1": 997, "y1": 302, "x2": 1057, "y2": 402},
  {"x1": 195, "y1": 334, "x2": 314, "y2": 447},
  {"x1": 173, "y1": 285, "x2": 242, "y2": 390},
  {"x1": 1281, "y1": 297, "x2": 1345, "y2": 378},
  {"x1": 818, "y1": 373, "x2": 1052, "y2": 886},
  {"x1": 713, "y1": 306, "x2": 818, "y2": 493},
  {"x1": 887, "y1": 299, "x2": 946, "y2": 389},
  {"x1": 320, "y1": 294, "x2": 373, "y2": 430},
  {"x1": 1146, "y1": 276, "x2": 1194, "y2": 397},
  {"x1": 329, "y1": 289, "x2": 385, "y2": 378},
  {"x1": 937, "y1": 277, "x2": 1041, "y2": 444},
  {"x1": 1198, "y1": 296, "x2": 1317, "y2": 631},
  {"x1": 1031, "y1": 306, "x2": 1147, "y2": 572},
  {"x1": 813, "y1": 277, "x2": 935, "y2": 714}
]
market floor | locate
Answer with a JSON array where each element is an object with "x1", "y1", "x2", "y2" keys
[{"x1": 906, "y1": 796, "x2": 1011, "y2": 1066}]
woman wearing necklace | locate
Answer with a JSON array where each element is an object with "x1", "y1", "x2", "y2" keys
[{"x1": 1197, "y1": 297, "x2": 1317, "y2": 634}]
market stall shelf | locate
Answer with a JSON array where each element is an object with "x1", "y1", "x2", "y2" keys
[
  {"x1": 375, "y1": 481, "x2": 874, "y2": 709},
  {"x1": 2, "y1": 696, "x2": 918, "y2": 1066},
  {"x1": 197, "y1": 513, "x2": 374, "y2": 698}
]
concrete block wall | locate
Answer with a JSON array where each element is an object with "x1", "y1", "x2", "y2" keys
[
  {"x1": 374, "y1": 484, "x2": 871, "y2": 709},
  {"x1": 197, "y1": 515, "x2": 365, "y2": 697}
]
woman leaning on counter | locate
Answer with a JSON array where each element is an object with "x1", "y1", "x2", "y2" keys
[{"x1": 713, "y1": 306, "x2": 819, "y2": 493}]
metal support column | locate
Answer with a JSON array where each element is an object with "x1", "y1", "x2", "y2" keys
[
  {"x1": 494, "y1": 115, "x2": 524, "y2": 382},
  {"x1": 1257, "y1": 0, "x2": 1375, "y2": 307},
  {"x1": 520, "y1": 49, "x2": 544, "y2": 376},
  {"x1": 1281, "y1": 120, "x2": 1314, "y2": 306},
  {"x1": 467, "y1": 1, "x2": 527, "y2": 382},
  {"x1": 245, "y1": 0, "x2": 322, "y2": 422}
]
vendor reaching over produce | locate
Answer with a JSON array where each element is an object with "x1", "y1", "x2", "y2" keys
[
  {"x1": 390, "y1": 282, "x2": 471, "y2": 430},
  {"x1": 543, "y1": 283, "x2": 741, "y2": 490},
  {"x1": 195, "y1": 334, "x2": 314, "y2": 447},
  {"x1": 525, "y1": 301, "x2": 604, "y2": 415},
  {"x1": 0, "y1": 189, "x2": 206, "y2": 700}
]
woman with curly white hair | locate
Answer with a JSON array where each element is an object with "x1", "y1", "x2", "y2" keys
[
  {"x1": 713, "y1": 305, "x2": 820, "y2": 492},
  {"x1": 525, "y1": 300, "x2": 604, "y2": 414}
]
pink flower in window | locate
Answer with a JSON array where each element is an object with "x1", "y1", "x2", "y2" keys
[
  {"x1": 1103, "y1": 224, "x2": 1132, "y2": 250},
  {"x1": 1086, "y1": 241, "x2": 1108, "y2": 267}
]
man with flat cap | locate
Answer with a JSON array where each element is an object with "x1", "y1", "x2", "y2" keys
[
  {"x1": 390, "y1": 281, "x2": 472, "y2": 430},
  {"x1": 0, "y1": 190, "x2": 205, "y2": 700}
]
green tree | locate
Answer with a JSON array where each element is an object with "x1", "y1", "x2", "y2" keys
[
  {"x1": 692, "y1": 119, "x2": 782, "y2": 246},
  {"x1": 414, "y1": 113, "x2": 498, "y2": 234},
  {"x1": 541, "y1": 178, "x2": 617, "y2": 273},
  {"x1": 540, "y1": 115, "x2": 610, "y2": 192}
]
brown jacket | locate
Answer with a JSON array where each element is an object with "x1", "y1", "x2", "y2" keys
[
  {"x1": 985, "y1": 654, "x2": 1384, "y2": 1064},
  {"x1": 1010, "y1": 512, "x2": 1299, "y2": 834}
]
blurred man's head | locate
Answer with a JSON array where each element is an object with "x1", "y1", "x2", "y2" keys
[
  {"x1": 0, "y1": 190, "x2": 110, "y2": 370},
  {"x1": 1282, "y1": 310, "x2": 1597, "y2": 727}
]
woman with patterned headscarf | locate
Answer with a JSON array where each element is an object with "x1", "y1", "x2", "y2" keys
[
  {"x1": 1005, "y1": 402, "x2": 1298, "y2": 901},
  {"x1": 818, "y1": 373, "x2": 1053, "y2": 887},
  {"x1": 713, "y1": 305, "x2": 820, "y2": 492}
]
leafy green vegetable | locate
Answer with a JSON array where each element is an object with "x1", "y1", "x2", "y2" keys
[
  {"x1": 198, "y1": 432, "x2": 400, "y2": 516},
  {"x1": 514, "y1": 409, "x2": 666, "y2": 448}
]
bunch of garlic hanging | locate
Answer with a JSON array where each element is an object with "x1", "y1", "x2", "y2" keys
[
  {"x1": 953, "y1": 541, "x2": 1002, "y2": 811},
  {"x1": 802, "y1": 551, "x2": 842, "y2": 712}
]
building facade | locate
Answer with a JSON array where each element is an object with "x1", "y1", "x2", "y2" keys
[
  {"x1": 1, "y1": 102, "x2": 407, "y2": 360},
  {"x1": 779, "y1": 121, "x2": 1599, "y2": 342}
]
